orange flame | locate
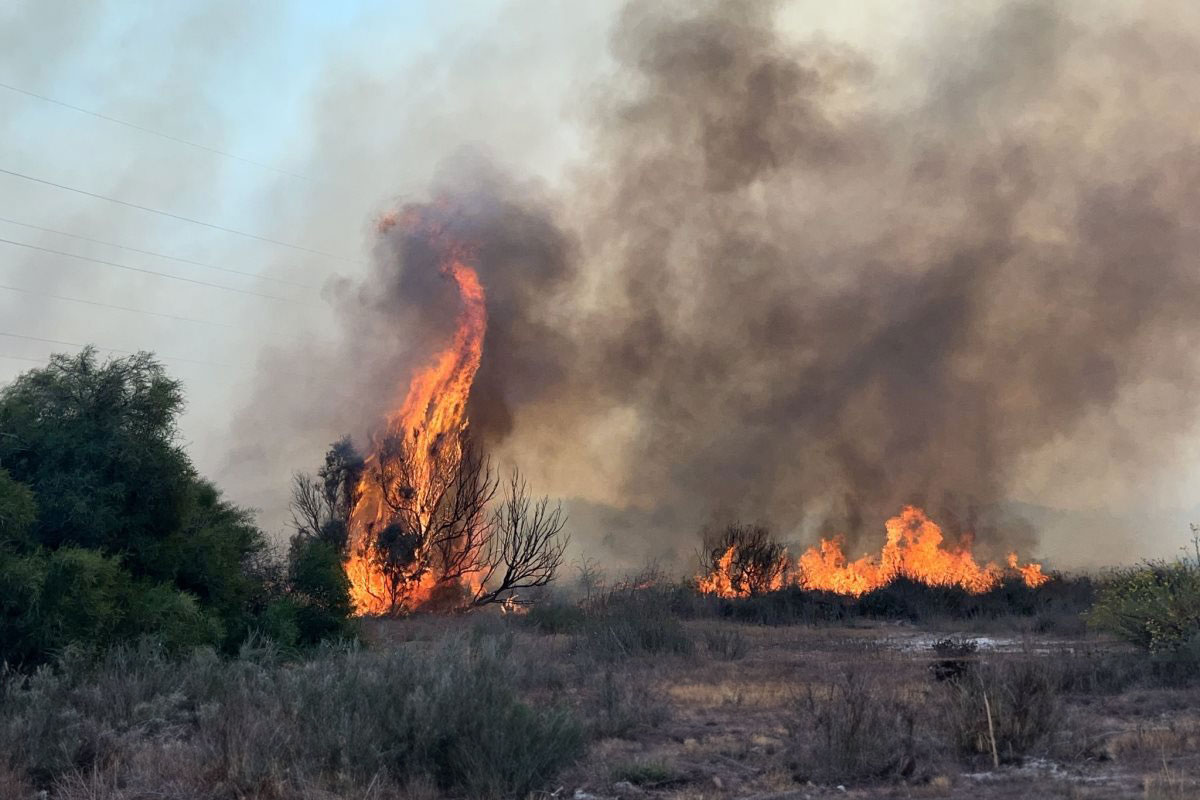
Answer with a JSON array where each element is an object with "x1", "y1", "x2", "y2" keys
[
  {"x1": 344, "y1": 210, "x2": 487, "y2": 614},
  {"x1": 699, "y1": 505, "x2": 1050, "y2": 598},
  {"x1": 696, "y1": 546, "x2": 790, "y2": 597}
]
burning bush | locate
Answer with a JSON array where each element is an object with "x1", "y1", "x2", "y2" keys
[
  {"x1": 699, "y1": 522, "x2": 789, "y2": 597},
  {"x1": 698, "y1": 506, "x2": 1050, "y2": 600}
]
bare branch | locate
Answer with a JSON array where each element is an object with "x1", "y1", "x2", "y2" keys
[{"x1": 472, "y1": 468, "x2": 569, "y2": 607}]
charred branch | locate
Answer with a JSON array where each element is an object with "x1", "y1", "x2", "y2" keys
[{"x1": 472, "y1": 469, "x2": 569, "y2": 607}]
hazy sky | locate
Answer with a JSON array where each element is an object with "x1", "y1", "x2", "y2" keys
[
  {"x1": 3, "y1": 1, "x2": 1198, "y2": 567},
  {"x1": 0, "y1": 0, "x2": 614, "y2": 468},
  {"x1": 0, "y1": 0, "x2": 908, "y2": 484}
]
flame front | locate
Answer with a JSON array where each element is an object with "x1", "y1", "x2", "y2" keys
[
  {"x1": 699, "y1": 505, "x2": 1050, "y2": 598},
  {"x1": 344, "y1": 212, "x2": 487, "y2": 614}
]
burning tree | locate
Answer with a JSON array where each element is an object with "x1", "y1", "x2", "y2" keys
[
  {"x1": 351, "y1": 428, "x2": 568, "y2": 614},
  {"x1": 290, "y1": 436, "x2": 365, "y2": 555},
  {"x1": 368, "y1": 430, "x2": 495, "y2": 610},
  {"x1": 699, "y1": 522, "x2": 790, "y2": 597},
  {"x1": 331, "y1": 204, "x2": 569, "y2": 613}
]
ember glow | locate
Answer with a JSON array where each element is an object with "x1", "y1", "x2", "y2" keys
[
  {"x1": 699, "y1": 506, "x2": 1049, "y2": 598},
  {"x1": 344, "y1": 210, "x2": 487, "y2": 614}
]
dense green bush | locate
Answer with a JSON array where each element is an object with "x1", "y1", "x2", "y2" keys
[
  {"x1": 0, "y1": 635, "x2": 582, "y2": 798},
  {"x1": 0, "y1": 469, "x2": 35, "y2": 546},
  {"x1": 0, "y1": 349, "x2": 354, "y2": 665},
  {"x1": 1088, "y1": 548, "x2": 1200, "y2": 654},
  {"x1": 286, "y1": 536, "x2": 356, "y2": 645}
]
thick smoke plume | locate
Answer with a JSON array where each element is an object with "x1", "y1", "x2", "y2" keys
[{"x1": 237, "y1": 0, "x2": 1200, "y2": 565}]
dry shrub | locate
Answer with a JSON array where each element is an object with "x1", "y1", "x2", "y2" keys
[
  {"x1": 581, "y1": 584, "x2": 694, "y2": 660},
  {"x1": 0, "y1": 763, "x2": 33, "y2": 800},
  {"x1": 523, "y1": 599, "x2": 587, "y2": 634},
  {"x1": 938, "y1": 656, "x2": 1063, "y2": 763},
  {"x1": 789, "y1": 664, "x2": 939, "y2": 784},
  {"x1": 0, "y1": 636, "x2": 582, "y2": 800},
  {"x1": 611, "y1": 759, "x2": 679, "y2": 787},
  {"x1": 704, "y1": 627, "x2": 750, "y2": 661},
  {"x1": 587, "y1": 667, "x2": 667, "y2": 739}
]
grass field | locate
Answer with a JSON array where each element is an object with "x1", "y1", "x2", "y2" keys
[
  {"x1": 371, "y1": 610, "x2": 1199, "y2": 799},
  {"x1": 4, "y1": 578, "x2": 1199, "y2": 799}
]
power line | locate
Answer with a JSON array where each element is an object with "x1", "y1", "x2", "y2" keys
[
  {"x1": 0, "y1": 353, "x2": 46, "y2": 365},
  {"x1": 0, "y1": 166, "x2": 362, "y2": 264},
  {"x1": 0, "y1": 236, "x2": 288, "y2": 300},
  {"x1": 0, "y1": 331, "x2": 230, "y2": 368},
  {"x1": 0, "y1": 283, "x2": 233, "y2": 328},
  {"x1": 0, "y1": 80, "x2": 308, "y2": 180},
  {"x1": 0, "y1": 215, "x2": 319, "y2": 289}
]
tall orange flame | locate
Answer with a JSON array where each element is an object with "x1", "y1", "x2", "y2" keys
[
  {"x1": 344, "y1": 210, "x2": 487, "y2": 614},
  {"x1": 699, "y1": 505, "x2": 1049, "y2": 598}
]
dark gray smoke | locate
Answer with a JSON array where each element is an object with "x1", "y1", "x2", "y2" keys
[{"x1": 235, "y1": 0, "x2": 1200, "y2": 565}]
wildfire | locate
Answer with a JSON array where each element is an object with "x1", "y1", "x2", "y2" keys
[
  {"x1": 699, "y1": 506, "x2": 1050, "y2": 598},
  {"x1": 344, "y1": 209, "x2": 487, "y2": 614}
]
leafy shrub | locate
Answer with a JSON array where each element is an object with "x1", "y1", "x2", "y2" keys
[
  {"x1": 0, "y1": 469, "x2": 36, "y2": 546},
  {"x1": 122, "y1": 582, "x2": 225, "y2": 651},
  {"x1": 1088, "y1": 556, "x2": 1200, "y2": 654},
  {"x1": 286, "y1": 537, "x2": 356, "y2": 645}
]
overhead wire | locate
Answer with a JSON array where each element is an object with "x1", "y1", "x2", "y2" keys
[
  {"x1": 0, "y1": 236, "x2": 289, "y2": 301},
  {"x1": 0, "y1": 214, "x2": 320, "y2": 289},
  {"x1": 0, "y1": 283, "x2": 233, "y2": 328},
  {"x1": 0, "y1": 78, "x2": 350, "y2": 373},
  {"x1": 0, "y1": 331, "x2": 231, "y2": 368},
  {"x1": 0, "y1": 80, "x2": 308, "y2": 180},
  {"x1": 0, "y1": 166, "x2": 362, "y2": 264},
  {"x1": 0, "y1": 353, "x2": 48, "y2": 365}
]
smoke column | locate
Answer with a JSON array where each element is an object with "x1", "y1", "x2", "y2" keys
[{"x1": 233, "y1": 0, "x2": 1200, "y2": 566}]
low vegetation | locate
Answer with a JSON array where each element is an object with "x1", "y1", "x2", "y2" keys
[
  {"x1": 1088, "y1": 531, "x2": 1200, "y2": 655},
  {"x1": 0, "y1": 635, "x2": 581, "y2": 799},
  {"x1": 4, "y1": 351, "x2": 1200, "y2": 798}
]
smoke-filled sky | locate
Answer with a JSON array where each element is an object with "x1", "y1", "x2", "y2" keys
[{"x1": 4, "y1": 0, "x2": 1200, "y2": 570}]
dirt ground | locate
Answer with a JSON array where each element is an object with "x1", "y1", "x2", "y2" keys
[{"x1": 368, "y1": 616, "x2": 1200, "y2": 800}]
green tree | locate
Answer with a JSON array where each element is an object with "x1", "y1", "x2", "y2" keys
[
  {"x1": 287, "y1": 536, "x2": 356, "y2": 644},
  {"x1": 0, "y1": 348, "x2": 192, "y2": 556},
  {"x1": 0, "y1": 348, "x2": 351, "y2": 664},
  {"x1": 0, "y1": 469, "x2": 36, "y2": 547}
]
